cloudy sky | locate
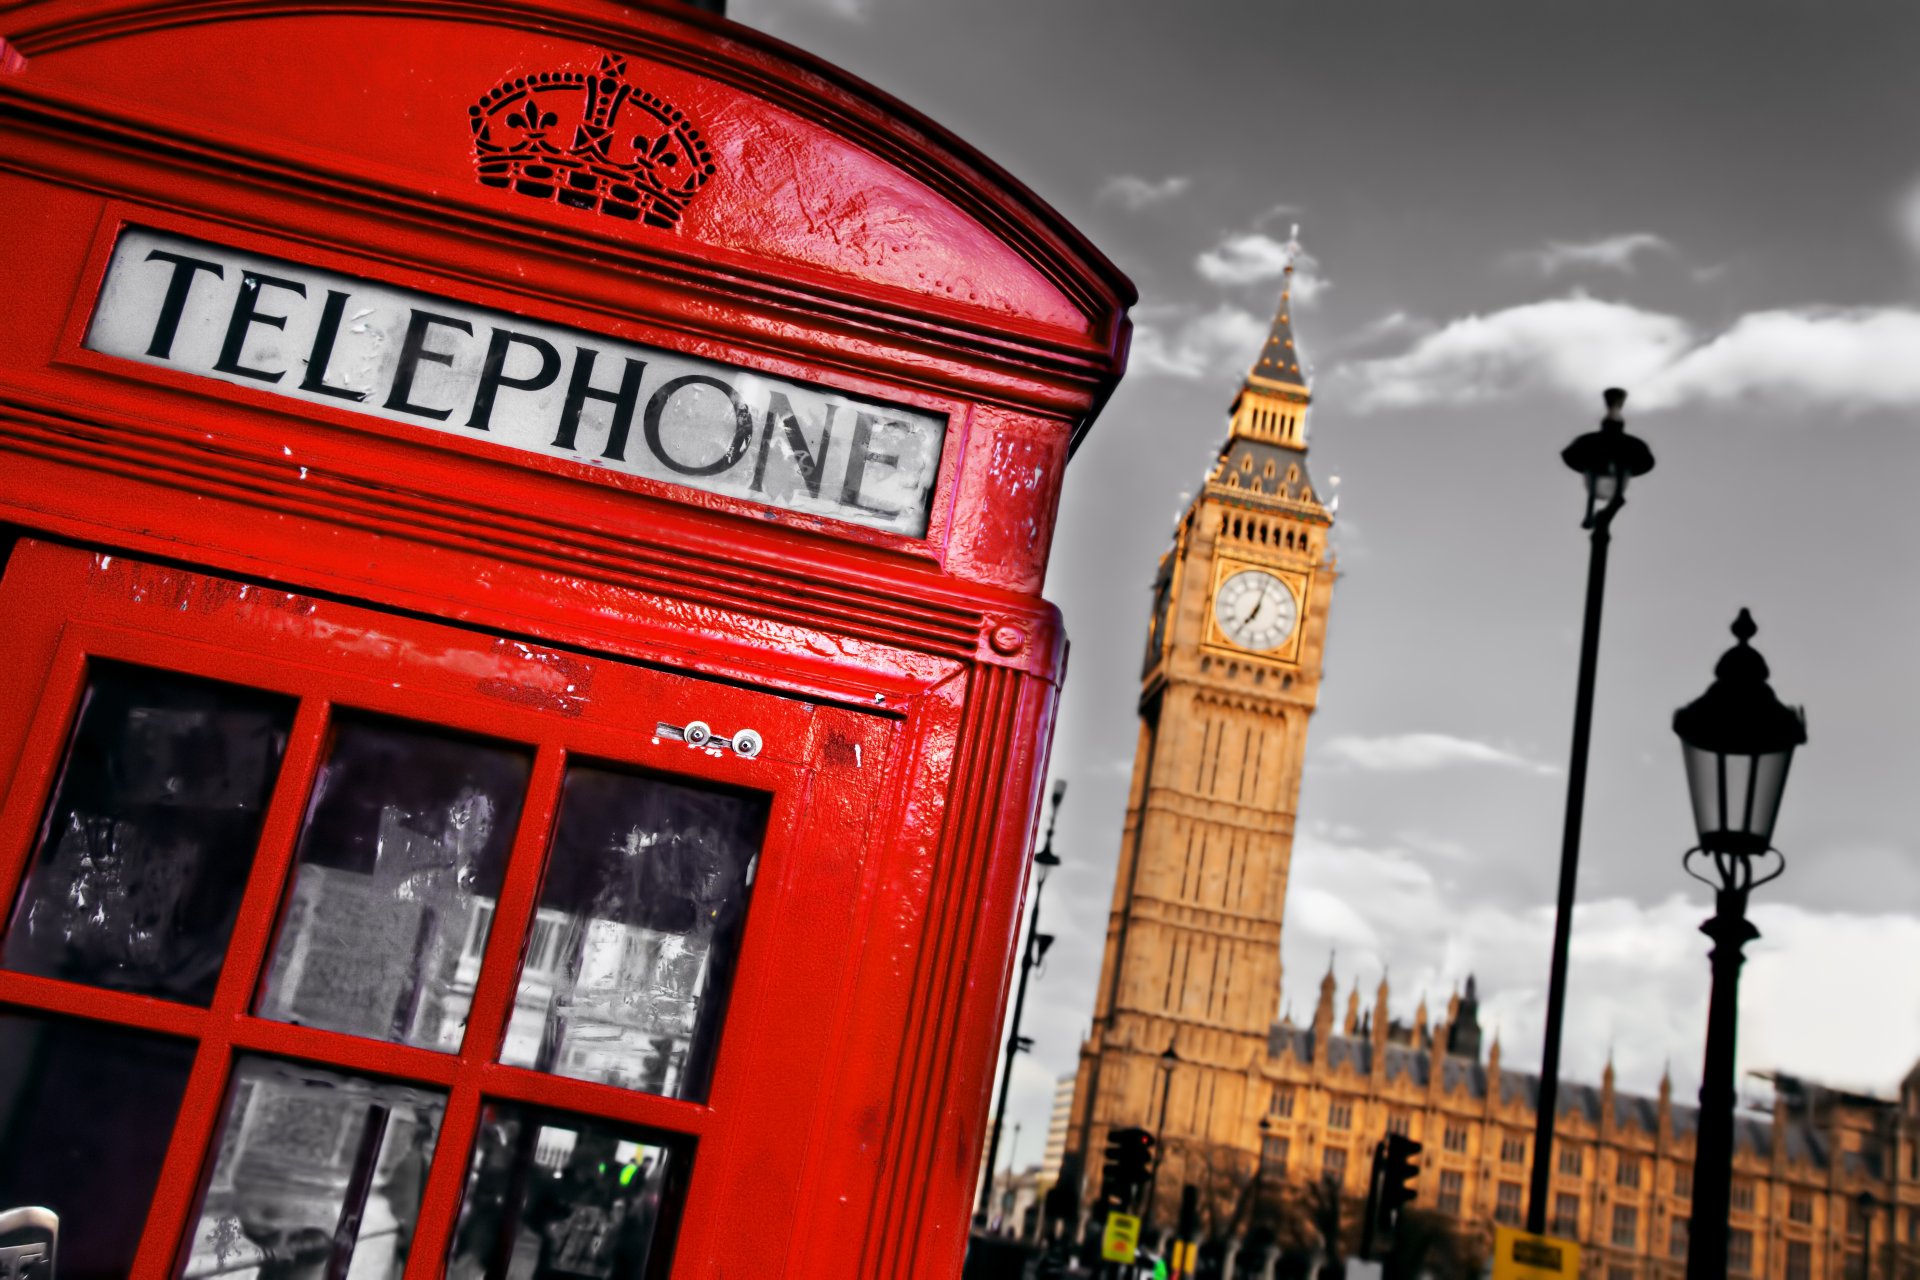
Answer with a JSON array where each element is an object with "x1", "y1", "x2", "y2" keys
[{"x1": 732, "y1": 0, "x2": 1920, "y2": 1165}]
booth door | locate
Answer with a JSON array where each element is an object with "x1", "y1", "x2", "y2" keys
[{"x1": 0, "y1": 539, "x2": 890, "y2": 1280}]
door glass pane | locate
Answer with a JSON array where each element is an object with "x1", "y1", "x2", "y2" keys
[
  {"x1": 4, "y1": 661, "x2": 294, "y2": 1005},
  {"x1": 500, "y1": 765, "x2": 768, "y2": 1102},
  {"x1": 0, "y1": 1010, "x2": 197, "y2": 1280},
  {"x1": 448, "y1": 1104, "x2": 686, "y2": 1280},
  {"x1": 256, "y1": 715, "x2": 530, "y2": 1050},
  {"x1": 179, "y1": 1057, "x2": 444, "y2": 1280}
]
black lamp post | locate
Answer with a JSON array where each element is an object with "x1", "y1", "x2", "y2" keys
[
  {"x1": 1145, "y1": 1043, "x2": 1179, "y2": 1227},
  {"x1": 1676, "y1": 610, "x2": 1806, "y2": 1280},
  {"x1": 1527, "y1": 388, "x2": 1656, "y2": 1235},
  {"x1": 978, "y1": 780, "x2": 1066, "y2": 1225}
]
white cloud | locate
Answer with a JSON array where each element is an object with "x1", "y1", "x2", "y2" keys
[
  {"x1": 1340, "y1": 291, "x2": 1920, "y2": 415},
  {"x1": 1097, "y1": 174, "x2": 1192, "y2": 211},
  {"x1": 1319, "y1": 731, "x2": 1560, "y2": 776},
  {"x1": 1648, "y1": 306, "x2": 1920, "y2": 411},
  {"x1": 1130, "y1": 302, "x2": 1267, "y2": 380},
  {"x1": 1512, "y1": 232, "x2": 1674, "y2": 276},
  {"x1": 1339, "y1": 310, "x2": 1435, "y2": 352},
  {"x1": 1280, "y1": 828, "x2": 1920, "y2": 1099},
  {"x1": 1195, "y1": 233, "x2": 1330, "y2": 306},
  {"x1": 1341, "y1": 293, "x2": 1690, "y2": 412},
  {"x1": 1198, "y1": 232, "x2": 1292, "y2": 284}
]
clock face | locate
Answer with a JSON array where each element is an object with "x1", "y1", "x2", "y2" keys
[{"x1": 1213, "y1": 569, "x2": 1299, "y2": 653}]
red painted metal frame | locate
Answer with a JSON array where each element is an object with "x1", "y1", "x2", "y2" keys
[
  {"x1": 0, "y1": 0, "x2": 1134, "y2": 1272},
  {"x1": 0, "y1": 542, "x2": 881, "y2": 1277}
]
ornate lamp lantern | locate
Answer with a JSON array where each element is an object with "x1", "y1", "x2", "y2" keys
[
  {"x1": 1677, "y1": 611, "x2": 1805, "y2": 1280},
  {"x1": 1562, "y1": 387, "x2": 1656, "y2": 528}
]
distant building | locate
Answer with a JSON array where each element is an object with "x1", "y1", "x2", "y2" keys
[
  {"x1": 1257, "y1": 969, "x2": 1920, "y2": 1280},
  {"x1": 1042, "y1": 1075, "x2": 1074, "y2": 1189}
]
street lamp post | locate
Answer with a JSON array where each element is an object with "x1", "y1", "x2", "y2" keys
[
  {"x1": 1675, "y1": 610, "x2": 1806, "y2": 1280},
  {"x1": 1527, "y1": 388, "x2": 1656, "y2": 1235},
  {"x1": 1145, "y1": 1043, "x2": 1179, "y2": 1227},
  {"x1": 978, "y1": 780, "x2": 1066, "y2": 1225}
]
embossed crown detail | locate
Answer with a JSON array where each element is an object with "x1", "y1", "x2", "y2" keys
[{"x1": 470, "y1": 53, "x2": 716, "y2": 227}]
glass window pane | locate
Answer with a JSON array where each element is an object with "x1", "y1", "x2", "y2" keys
[
  {"x1": 179, "y1": 1057, "x2": 444, "y2": 1280},
  {"x1": 501, "y1": 765, "x2": 768, "y2": 1102},
  {"x1": 5, "y1": 662, "x2": 295, "y2": 1005},
  {"x1": 448, "y1": 1103, "x2": 686, "y2": 1280},
  {"x1": 0, "y1": 1010, "x2": 197, "y2": 1280},
  {"x1": 256, "y1": 716, "x2": 531, "y2": 1050}
]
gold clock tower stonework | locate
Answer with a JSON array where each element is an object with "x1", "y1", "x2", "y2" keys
[{"x1": 1067, "y1": 261, "x2": 1335, "y2": 1228}]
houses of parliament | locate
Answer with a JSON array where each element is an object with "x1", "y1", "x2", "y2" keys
[{"x1": 1060, "y1": 250, "x2": 1920, "y2": 1278}]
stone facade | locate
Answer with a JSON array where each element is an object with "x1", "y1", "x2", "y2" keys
[
  {"x1": 1065, "y1": 255, "x2": 1336, "y2": 1232},
  {"x1": 1258, "y1": 970, "x2": 1920, "y2": 1279}
]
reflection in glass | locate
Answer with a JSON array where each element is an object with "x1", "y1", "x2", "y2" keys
[
  {"x1": 0, "y1": 1011, "x2": 196, "y2": 1279},
  {"x1": 4, "y1": 662, "x2": 294, "y2": 1005},
  {"x1": 501, "y1": 766, "x2": 768, "y2": 1102},
  {"x1": 257, "y1": 716, "x2": 530, "y2": 1050},
  {"x1": 448, "y1": 1104, "x2": 685, "y2": 1280},
  {"x1": 180, "y1": 1057, "x2": 444, "y2": 1280}
]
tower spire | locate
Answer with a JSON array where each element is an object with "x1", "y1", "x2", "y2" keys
[
  {"x1": 1243, "y1": 226, "x2": 1309, "y2": 396},
  {"x1": 1218, "y1": 229, "x2": 1321, "y2": 496}
]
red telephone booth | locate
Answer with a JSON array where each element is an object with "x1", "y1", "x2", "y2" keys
[{"x1": 0, "y1": 1, "x2": 1132, "y2": 1274}]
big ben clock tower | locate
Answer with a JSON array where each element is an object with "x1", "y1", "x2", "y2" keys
[{"x1": 1067, "y1": 245, "x2": 1335, "y2": 1227}]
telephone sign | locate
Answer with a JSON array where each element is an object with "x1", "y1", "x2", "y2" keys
[{"x1": 87, "y1": 227, "x2": 948, "y2": 537}]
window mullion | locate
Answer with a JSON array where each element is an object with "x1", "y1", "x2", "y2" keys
[
  {"x1": 128, "y1": 1030, "x2": 237, "y2": 1278},
  {"x1": 397, "y1": 744, "x2": 566, "y2": 1278},
  {"x1": 458, "y1": 742, "x2": 568, "y2": 1065},
  {"x1": 124, "y1": 697, "x2": 330, "y2": 1280},
  {"x1": 402, "y1": 1077, "x2": 486, "y2": 1280},
  {"x1": 205, "y1": 696, "x2": 333, "y2": 1019}
]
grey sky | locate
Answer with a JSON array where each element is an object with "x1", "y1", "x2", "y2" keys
[{"x1": 733, "y1": 0, "x2": 1920, "y2": 1168}]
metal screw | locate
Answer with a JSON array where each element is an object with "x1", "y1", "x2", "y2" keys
[
  {"x1": 731, "y1": 728, "x2": 762, "y2": 759},
  {"x1": 683, "y1": 720, "x2": 711, "y2": 747}
]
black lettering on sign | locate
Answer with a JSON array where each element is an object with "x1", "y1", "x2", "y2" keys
[
  {"x1": 645, "y1": 375, "x2": 753, "y2": 478},
  {"x1": 214, "y1": 270, "x2": 308, "y2": 384},
  {"x1": 467, "y1": 329, "x2": 561, "y2": 431},
  {"x1": 553, "y1": 348, "x2": 646, "y2": 460},
  {"x1": 841, "y1": 412, "x2": 901, "y2": 517},
  {"x1": 140, "y1": 249, "x2": 224, "y2": 360},
  {"x1": 88, "y1": 229, "x2": 948, "y2": 538},
  {"x1": 299, "y1": 289, "x2": 369, "y2": 403},
  {"x1": 751, "y1": 393, "x2": 835, "y2": 498},
  {"x1": 384, "y1": 310, "x2": 475, "y2": 421},
  {"x1": 1513, "y1": 1240, "x2": 1563, "y2": 1269}
]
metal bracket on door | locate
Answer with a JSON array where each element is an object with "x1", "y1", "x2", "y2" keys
[
  {"x1": 0, "y1": 1206, "x2": 57, "y2": 1280},
  {"x1": 656, "y1": 720, "x2": 763, "y2": 759}
]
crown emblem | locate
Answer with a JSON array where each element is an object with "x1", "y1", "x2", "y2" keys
[{"x1": 470, "y1": 53, "x2": 716, "y2": 227}]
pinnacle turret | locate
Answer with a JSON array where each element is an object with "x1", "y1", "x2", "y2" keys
[{"x1": 1244, "y1": 226, "x2": 1309, "y2": 394}]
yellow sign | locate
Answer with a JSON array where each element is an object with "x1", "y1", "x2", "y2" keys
[
  {"x1": 1102, "y1": 1212, "x2": 1142, "y2": 1263},
  {"x1": 1493, "y1": 1226, "x2": 1580, "y2": 1280}
]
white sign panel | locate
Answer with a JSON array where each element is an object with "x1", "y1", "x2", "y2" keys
[{"x1": 85, "y1": 228, "x2": 947, "y2": 537}]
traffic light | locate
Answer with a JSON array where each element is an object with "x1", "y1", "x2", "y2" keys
[
  {"x1": 1380, "y1": 1132, "x2": 1422, "y2": 1216},
  {"x1": 1102, "y1": 1126, "x2": 1156, "y2": 1207}
]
